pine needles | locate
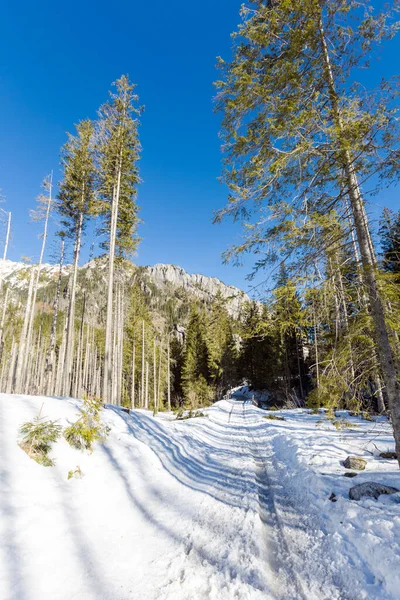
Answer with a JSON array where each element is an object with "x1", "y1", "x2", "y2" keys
[{"x1": 19, "y1": 406, "x2": 62, "y2": 466}]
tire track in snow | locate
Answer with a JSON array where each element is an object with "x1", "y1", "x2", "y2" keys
[{"x1": 227, "y1": 399, "x2": 307, "y2": 600}]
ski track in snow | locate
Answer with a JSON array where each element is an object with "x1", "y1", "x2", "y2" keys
[{"x1": 1, "y1": 393, "x2": 399, "y2": 600}]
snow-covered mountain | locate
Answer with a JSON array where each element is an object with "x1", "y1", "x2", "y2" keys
[{"x1": 0, "y1": 258, "x2": 251, "y2": 318}]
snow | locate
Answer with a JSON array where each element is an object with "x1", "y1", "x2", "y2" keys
[{"x1": 1, "y1": 393, "x2": 399, "y2": 600}]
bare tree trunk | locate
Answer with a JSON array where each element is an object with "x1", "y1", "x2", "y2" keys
[
  {"x1": 318, "y1": 12, "x2": 400, "y2": 463},
  {"x1": 131, "y1": 344, "x2": 136, "y2": 409},
  {"x1": 3, "y1": 211, "x2": 11, "y2": 260},
  {"x1": 63, "y1": 212, "x2": 84, "y2": 395},
  {"x1": 0, "y1": 287, "x2": 9, "y2": 366},
  {"x1": 26, "y1": 175, "x2": 53, "y2": 383},
  {"x1": 141, "y1": 319, "x2": 145, "y2": 407},
  {"x1": 14, "y1": 266, "x2": 35, "y2": 392},
  {"x1": 167, "y1": 337, "x2": 171, "y2": 411},
  {"x1": 312, "y1": 300, "x2": 320, "y2": 388},
  {"x1": 158, "y1": 339, "x2": 163, "y2": 411},
  {"x1": 45, "y1": 240, "x2": 64, "y2": 396},
  {"x1": 7, "y1": 337, "x2": 17, "y2": 394},
  {"x1": 103, "y1": 153, "x2": 123, "y2": 403},
  {"x1": 153, "y1": 339, "x2": 157, "y2": 414},
  {"x1": 145, "y1": 361, "x2": 149, "y2": 409}
]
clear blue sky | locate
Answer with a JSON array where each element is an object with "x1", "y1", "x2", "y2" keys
[{"x1": 0, "y1": 0, "x2": 399, "y2": 295}]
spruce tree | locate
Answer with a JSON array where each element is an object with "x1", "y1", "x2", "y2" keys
[
  {"x1": 57, "y1": 119, "x2": 96, "y2": 396},
  {"x1": 215, "y1": 0, "x2": 400, "y2": 464},
  {"x1": 182, "y1": 306, "x2": 211, "y2": 407},
  {"x1": 96, "y1": 76, "x2": 142, "y2": 404}
]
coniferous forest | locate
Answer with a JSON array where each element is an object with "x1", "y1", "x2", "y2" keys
[
  {"x1": 0, "y1": 0, "x2": 400, "y2": 461},
  {"x1": 2, "y1": 2, "x2": 400, "y2": 599}
]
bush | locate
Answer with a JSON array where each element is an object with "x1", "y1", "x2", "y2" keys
[
  {"x1": 64, "y1": 397, "x2": 110, "y2": 452},
  {"x1": 19, "y1": 409, "x2": 62, "y2": 467},
  {"x1": 175, "y1": 408, "x2": 208, "y2": 420}
]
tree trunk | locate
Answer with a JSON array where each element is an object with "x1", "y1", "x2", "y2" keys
[
  {"x1": 63, "y1": 211, "x2": 84, "y2": 396},
  {"x1": 103, "y1": 153, "x2": 123, "y2": 403},
  {"x1": 14, "y1": 267, "x2": 35, "y2": 392},
  {"x1": 318, "y1": 11, "x2": 400, "y2": 464},
  {"x1": 26, "y1": 176, "x2": 53, "y2": 385},
  {"x1": 141, "y1": 319, "x2": 145, "y2": 407},
  {"x1": 3, "y1": 211, "x2": 11, "y2": 260},
  {"x1": 45, "y1": 240, "x2": 64, "y2": 396},
  {"x1": 131, "y1": 344, "x2": 136, "y2": 409},
  {"x1": 153, "y1": 340, "x2": 157, "y2": 414},
  {"x1": 167, "y1": 337, "x2": 171, "y2": 411}
]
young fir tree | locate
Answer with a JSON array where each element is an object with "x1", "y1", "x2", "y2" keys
[
  {"x1": 182, "y1": 305, "x2": 211, "y2": 408},
  {"x1": 207, "y1": 291, "x2": 238, "y2": 394},
  {"x1": 57, "y1": 119, "x2": 96, "y2": 396},
  {"x1": 96, "y1": 76, "x2": 142, "y2": 404},
  {"x1": 272, "y1": 266, "x2": 307, "y2": 402},
  {"x1": 215, "y1": 0, "x2": 400, "y2": 464}
]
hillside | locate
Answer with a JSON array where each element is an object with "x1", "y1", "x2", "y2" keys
[
  {"x1": 0, "y1": 258, "x2": 250, "y2": 320},
  {"x1": 1, "y1": 393, "x2": 399, "y2": 600}
]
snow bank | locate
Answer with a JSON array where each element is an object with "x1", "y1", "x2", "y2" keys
[{"x1": 1, "y1": 394, "x2": 399, "y2": 600}]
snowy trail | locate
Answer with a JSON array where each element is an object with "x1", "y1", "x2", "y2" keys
[{"x1": 1, "y1": 393, "x2": 399, "y2": 600}]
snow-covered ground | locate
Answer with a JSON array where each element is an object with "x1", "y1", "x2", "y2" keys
[{"x1": 0, "y1": 393, "x2": 399, "y2": 600}]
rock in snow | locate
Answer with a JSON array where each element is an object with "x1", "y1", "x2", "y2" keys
[
  {"x1": 343, "y1": 455, "x2": 367, "y2": 470},
  {"x1": 349, "y1": 482, "x2": 400, "y2": 501}
]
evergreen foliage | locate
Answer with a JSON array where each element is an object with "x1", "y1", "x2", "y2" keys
[
  {"x1": 64, "y1": 397, "x2": 110, "y2": 452},
  {"x1": 380, "y1": 208, "x2": 400, "y2": 274},
  {"x1": 19, "y1": 409, "x2": 62, "y2": 466}
]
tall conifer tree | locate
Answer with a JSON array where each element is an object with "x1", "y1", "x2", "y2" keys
[
  {"x1": 57, "y1": 119, "x2": 95, "y2": 395},
  {"x1": 97, "y1": 76, "x2": 142, "y2": 403},
  {"x1": 215, "y1": 0, "x2": 400, "y2": 463}
]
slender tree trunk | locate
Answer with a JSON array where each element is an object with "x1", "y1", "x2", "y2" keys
[
  {"x1": 318, "y1": 11, "x2": 400, "y2": 463},
  {"x1": 14, "y1": 267, "x2": 35, "y2": 392},
  {"x1": 3, "y1": 211, "x2": 11, "y2": 260},
  {"x1": 103, "y1": 153, "x2": 123, "y2": 403},
  {"x1": 153, "y1": 339, "x2": 157, "y2": 414},
  {"x1": 141, "y1": 319, "x2": 145, "y2": 407},
  {"x1": 26, "y1": 176, "x2": 53, "y2": 384},
  {"x1": 7, "y1": 337, "x2": 17, "y2": 394},
  {"x1": 63, "y1": 211, "x2": 84, "y2": 395},
  {"x1": 145, "y1": 361, "x2": 149, "y2": 409},
  {"x1": 0, "y1": 287, "x2": 9, "y2": 366},
  {"x1": 312, "y1": 300, "x2": 320, "y2": 388},
  {"x1": 167, "y1": 337, "x2": 171, "y2": 411},
  {"x1": 131, "y1": 344, "x2": 136, "y2": 409},
  {"x1": 158, "y1": 339, "x2": 163, "y2": 410},
  {"x1": 45, "y1": 240, "x2": 65, "y2": 395}
]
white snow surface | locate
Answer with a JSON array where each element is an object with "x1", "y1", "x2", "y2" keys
[{"x1": 1, "y1": 393, "x2": 399, "y2": 600}]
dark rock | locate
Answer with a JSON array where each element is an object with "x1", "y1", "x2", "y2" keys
[
  {"x1": 343, "y1": 472, "x2": 358, "y2": 478},
  {"x1": 343, "y1": 456, "x2": 367, "y2": 471},
  {"x1": 329, "y1": 492, "x2": 337, "y2": 502},
  {"x1": 349, "y1": 482, "x2": 399, "y2": 501},
  {"x1": 379, "y1": 452, "x2": 398, "y2": 460}
]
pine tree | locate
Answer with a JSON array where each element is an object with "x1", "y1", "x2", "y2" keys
[
  {"x1": 207, "y1": 292, "x2": 238, "y2": 394},
  {"x1": 96, "y1": 76, "x2": 142, "y2": 404},
  {"x1": 57, "y1": 119, "x2": 96, "y2": 396},
  {"x1": 215, "y1": 0, "x2": 400, "y2": 464},
  {"x1": 182, "y1": 306, "x2": 211, "y2": 407}
]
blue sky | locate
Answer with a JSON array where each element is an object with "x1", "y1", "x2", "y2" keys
[{"x1": 0, "y1": 0, "x2": 399, "y2": 295}]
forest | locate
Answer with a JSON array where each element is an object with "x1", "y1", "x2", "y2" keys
[{"x1": 0, "y1": 0, "x2": 399, "y2": 455}]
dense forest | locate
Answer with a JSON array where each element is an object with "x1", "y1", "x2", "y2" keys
[{"x1": 0, "y1": 0, "x2": 399, "y2": 458}]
